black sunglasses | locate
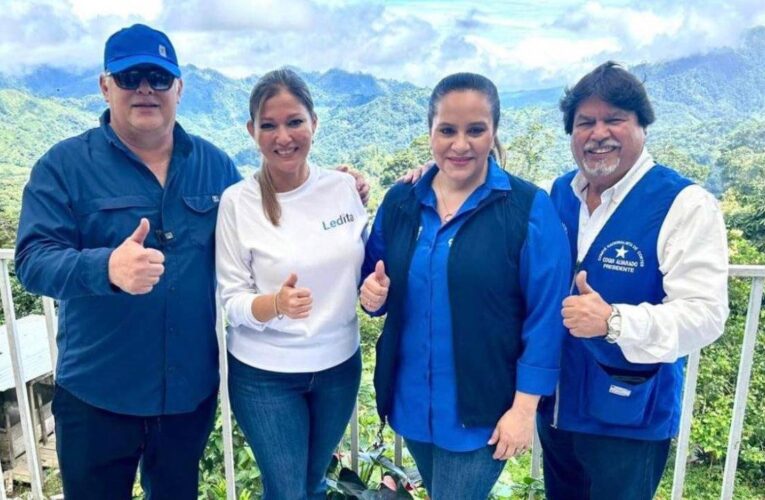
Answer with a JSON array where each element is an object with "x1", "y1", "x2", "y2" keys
[{"x1": 108, "y1": 68, "x2": 175, "y2": 91}]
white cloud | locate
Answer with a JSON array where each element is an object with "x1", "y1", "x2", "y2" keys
[
  {"x1": 0, "y1": 0, "x2": 764, "y2": 89},
  {"x1": 69, "y1": 0, "x2": 163, "y2": 22}
]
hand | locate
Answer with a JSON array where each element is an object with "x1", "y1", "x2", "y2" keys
[
  {"x1": 360, "y1": 260, "x2": 390, "y2": 311},
  {"x1": 336, "y1": 164, "x2": 371, "y2": 206},
  {"x1": 276, "y1": 273, "x2": 313, "y2": 319},
  {"x1": 487, "y1": 397, "x2": 537, "y2": 460},
  {"x1": 397, "y1": 160, "x2": 434, "y2": 184},
  {"x1": 108, "y1": 218, "x2": 165, "y2": 295},
  {"x1": 561, "y1": 271, "x2": 612, "y2": 338}
]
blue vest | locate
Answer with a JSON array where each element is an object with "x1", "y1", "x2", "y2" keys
[
  {"x1": 545, "y1": 165, "x2": 693, "y2": 440},
  {"x1": 374, "y1": 173, "x2": 538, "y2": 427}
]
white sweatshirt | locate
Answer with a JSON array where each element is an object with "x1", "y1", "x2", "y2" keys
[{"x1": 215, "y1": 165, "x2": 368, "y2": 372}]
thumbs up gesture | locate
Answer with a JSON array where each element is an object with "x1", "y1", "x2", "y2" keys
[
  {"x1": 108, "y1": 218, "x2": 166, "y2": 295},
  {"x1": 275, "y1": 273, "x2": 313, "y2": 319},
  {"x1": 360, "y1": 260, "x2": 390, "y2": 312},
  {"x1": 561, "y1": 271, "x2": 613, "y2": 338}
]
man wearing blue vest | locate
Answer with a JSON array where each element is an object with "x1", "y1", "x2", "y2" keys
[{"x1": 538, "y1": 61, "x2": 729, "y2": 499}]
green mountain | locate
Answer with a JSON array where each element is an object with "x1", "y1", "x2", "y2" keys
[{"x1": 2, "y1": 26, "x2": 765, "y2": 181}]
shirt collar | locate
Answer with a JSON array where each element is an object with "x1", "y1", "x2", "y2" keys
[{"x1": 569, "y1": 148, "x2": 655, "y2": 204}]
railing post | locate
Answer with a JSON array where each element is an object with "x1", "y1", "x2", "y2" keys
[
  {"x1": 671, "y1": 349, "x2": 701, "y2": 500},
  {"x1": 721, "y1": 276, "x2": 764, "y2": 499},
  {"x1": 531, "y1": 424, "x2": 542, "y2": 479},
  {"x1": 351, "y1": 404, "x2": 359, "y2": 473},
  {"x1": 42, "y1": 297, "x2": 58, "y2": 378},
  {"x1": 0, "y1": 259, "x2": 44, "y2": 499},
  {"x1": 216, "y1": 300, "x2": 236, "y2": 500}
]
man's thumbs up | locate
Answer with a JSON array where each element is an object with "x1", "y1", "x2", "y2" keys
[
  {"x1": 562, "y1": 270, "x2": 612, "y2": 338},
  {"x1": 575, "y1": 271, "x2": 594, "y2": 295},
  {"x1": 108, "y1": 218, "x2": 165, "y2": 295},
  {"x1": 129, "y1": 218, "x2": 150, "y2": 245}
]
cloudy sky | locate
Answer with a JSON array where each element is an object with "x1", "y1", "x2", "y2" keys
[{"x1": 2, "y1": 0, "x2": 764, "y2": 90}]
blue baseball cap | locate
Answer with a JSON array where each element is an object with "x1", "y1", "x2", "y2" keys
[{"x1": 104, "y1": 24, "x2": 181, "y2": 77}]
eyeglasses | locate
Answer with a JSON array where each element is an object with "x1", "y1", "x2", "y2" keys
[{"x1": 107, "y1": 68, "x2": 175, "y2": 91}]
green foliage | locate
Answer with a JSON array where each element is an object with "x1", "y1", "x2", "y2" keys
[
  {"x1": 199, "y1": 409, "x2": 263, "y2": 499},
  {"x1": 378, "y1": 135, "x2": 431, "y2": 189},
  {"x1": 504, "y1": 114, "x2": 558, "y2": 183},
  {"x1": 651, "y1": 143, "x2": 711, "y2": 185}
]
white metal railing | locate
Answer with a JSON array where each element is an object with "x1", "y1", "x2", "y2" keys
[{"x1": 0, "y1": 248, "x2": 762, "y2": 499}]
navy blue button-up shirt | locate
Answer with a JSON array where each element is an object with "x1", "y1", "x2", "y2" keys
[
  {"x1": 15, "y1": 111, "x2": 241, "y2": 416},
  {"x1": 366, "y1": 160, "x2": 570, "y2": 451}
]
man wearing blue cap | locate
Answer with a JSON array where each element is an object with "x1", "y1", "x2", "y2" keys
[{"x1": 15, "y1": 24, "x2": 240, "y2": 498}]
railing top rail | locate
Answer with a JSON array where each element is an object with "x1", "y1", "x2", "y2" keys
[
  {"x1": 729, "y1": 265, "x2": 765, "y2": 277},
  {"x1": 0, "y1": 249, "x2": 763, "y2": 276}
]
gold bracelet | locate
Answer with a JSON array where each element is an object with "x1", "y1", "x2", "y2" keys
[{"x1": 273, "y1": 292, "x2": 284, "y2": 320}]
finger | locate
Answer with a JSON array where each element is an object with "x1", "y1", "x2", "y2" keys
[
  {"x1": 292, "y1": 309, "x2": 311, "y2": 319},
  {"x1": 298, "y1": 304, "x2": 313, "y2": 314},
  {"x1": 282, "y1": 273, "x2": 298, "y2": 288},
  {"x1": 335, "y1": 164, "x2": 350, "y2": 173},
  {"x1": 292, "y1": 296, "x2": 313, "y2": 308},
  {"x1": 374, "y1": 260, "x2": 388, "y2": 285},
  {"x1": 575, "y1": 271, "x2": 594, "y2": 295},
  {"x1": 129, "y1": 218, "x2": 150, "y2": 245},
  {"x1": 493, "y1": 439, "x2": 508, "y2": 460},
  {"x1": 146, "y1": 249, "x2": 165, "y2": 264},
  {"x1": 146, "y1": 263, "x2": 165, "y2": 277},
  {"x1": 363, "y1": 278, "x2": 386, "y2": 296},
  {"x1": 487, "y1": 428, "x2": 499, "y2": 445},
  {"x1": 132, "y1": 285, "x2": 153, "y2": 295},
  {"x1": 294, "y1": 287, "x2": 312, "y2": 298}
]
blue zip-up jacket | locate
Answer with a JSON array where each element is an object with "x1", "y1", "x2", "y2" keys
[
  {"x1": 368, "y1": 163, "x2": 570, "y2": 428},
  {"x1": 15, "y1": 110, "x2": 241, "y2": 416},
  {"x1": 542, "y1": 165, "x2": 693, "y2": 440}
]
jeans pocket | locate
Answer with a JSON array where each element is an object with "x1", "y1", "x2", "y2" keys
[{"x1": 585, "y1": 362, "x2": 657, "y2": 427}]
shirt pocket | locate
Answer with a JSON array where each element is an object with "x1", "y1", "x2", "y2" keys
[
  {"x1": 74, "y1": 195, "x2": 157, "y2": 248},
  {"x1": 182, "y1": 194, "x2": 220, "y2": 247},
  {"x1": 584, "y1": 362, "x2": 659, "y2": 427}
]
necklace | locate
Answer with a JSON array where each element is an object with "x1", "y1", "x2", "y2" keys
[{"x1": 434, "y1": 178, "x2": 457, "y2": 222}]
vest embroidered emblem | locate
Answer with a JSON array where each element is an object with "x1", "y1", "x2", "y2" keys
[{"x1": 597, "y1": 240, "x2": 644, "y2": 274}]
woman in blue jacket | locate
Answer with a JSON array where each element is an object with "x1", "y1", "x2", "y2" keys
[{"x1": 360, "y1": 72, "x2": 571, "y2": 498}]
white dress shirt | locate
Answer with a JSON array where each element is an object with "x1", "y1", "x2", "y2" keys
[{"x1": 569, "y1": 149, "x2": 729, "y2": 363}]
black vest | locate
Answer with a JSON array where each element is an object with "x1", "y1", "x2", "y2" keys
[{"x1": 374, "y1": 174, "x2": 538, "y2": 427}]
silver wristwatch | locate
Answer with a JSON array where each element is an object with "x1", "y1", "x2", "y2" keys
[{"x1": 605, "y1": 305, "x2": 622, "y2": 344}]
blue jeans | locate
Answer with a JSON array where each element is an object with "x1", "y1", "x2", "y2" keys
[
  {"x1": 405, "y1": 438, "x2": 506, "y2": 499},
  {"x1": 52, "y1": 384, "x2": 216, "y2": 500},
  {"x1": 537, "y1": 418, "x2": 671, "y2": 500},
  {"x1": 228, "y1": 349, "x2": 361, "y2": 500}
]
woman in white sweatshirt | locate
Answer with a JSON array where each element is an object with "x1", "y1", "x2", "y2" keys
[{"x1": 215, "y1": 68, "x2": 367, "y2": 500}]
